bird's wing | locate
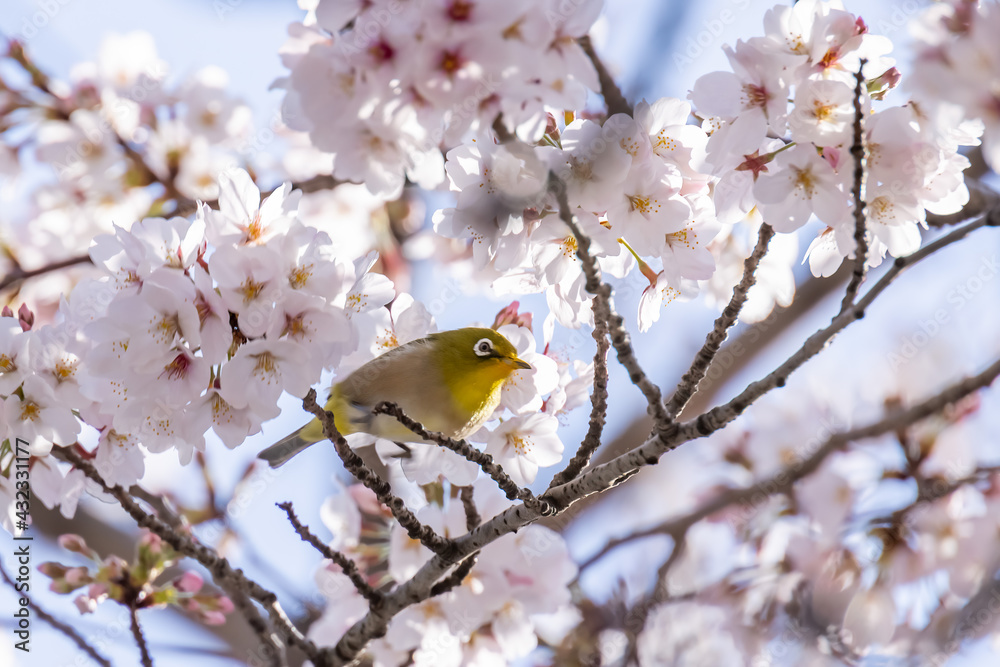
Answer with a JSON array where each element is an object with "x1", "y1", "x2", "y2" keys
[{"x1": 337, "y1": 338, "x2": 467, "y2": 439}]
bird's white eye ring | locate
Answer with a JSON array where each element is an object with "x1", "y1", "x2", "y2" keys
[{"x1": 474, "y1": 338, "x2": 494, "y2": 356}]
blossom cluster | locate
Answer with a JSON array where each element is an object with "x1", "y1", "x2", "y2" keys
[
  {"x1": 309, "y1": 478, "x2": 578, "y2": 665},
  {"x1": 0, "y1": 167, "x2": 383, "y2": 529},
  {"x1": 910, "y1": 0, "x2": 1000, "y2": 172},
  {"x1": 39, "y1": 531, "x2": 233, "y2": 624},
  {"x1": 612, "y1": 380, "x2": 1000, "y2": 663},
  {"x1": 432, "y1": 100, "x2": 724, "y2": 332},
  {"x1": 0, "y1": 31, "x2": 360, "y2": 309},
  {"x1": 689, "y1": 0, "x2": 980, "y2": 276},
  {"x1": 276, "y1": 0, "x2": 603, "y2": 199}
]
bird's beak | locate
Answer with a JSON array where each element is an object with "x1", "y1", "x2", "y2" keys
[{"x1": 506, "y1": 357, "x2": 532, "y2": 370}]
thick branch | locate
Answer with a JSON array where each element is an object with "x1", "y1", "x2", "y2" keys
[
  {"x1": 665, "y1": 223, "x2": 775, "y2": 419},
  {"x1": 301, "y1": 390, "x2": 454, "y2": 557},
  {"x1": 277, "y1": 501, "x2": 382, "y2": 605}
]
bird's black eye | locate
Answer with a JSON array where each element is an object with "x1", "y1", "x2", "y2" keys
[{"x1": 474, "y1": 338, "x2": 494, "y2": 357}]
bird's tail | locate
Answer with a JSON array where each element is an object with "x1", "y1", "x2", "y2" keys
[{"x1": 257, "y1": 430, "x2": 317, "y2": 469}]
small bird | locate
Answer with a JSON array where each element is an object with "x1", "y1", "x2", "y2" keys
[{"x1": 257, "y1": 327, "x2": 531, "y2": 468}]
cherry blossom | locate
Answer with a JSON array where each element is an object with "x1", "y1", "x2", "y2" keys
[{"x1": 484, "y1": 412, "x2": 563, "y2": 486}]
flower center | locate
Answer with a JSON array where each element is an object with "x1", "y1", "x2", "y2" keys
[
  {"x1": 241, "y1": 278, "x2": 265, "y2": 304},
  {"x1": 289, "y1": 264, "x2": 313, "y2": 289},
  {"x1": 627, "y1": 194, "x2": 661, "y2": 216},
  {"x1": 20, "y1": 400, "x2": 40, "y2": 422},
  {"x1": 0, "y1": 354, "x2": 15, "y2": 373}
]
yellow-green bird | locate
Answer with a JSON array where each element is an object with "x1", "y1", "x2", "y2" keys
[{"x1": 257, "y1": 327, "x2": 531, "y2": 468}]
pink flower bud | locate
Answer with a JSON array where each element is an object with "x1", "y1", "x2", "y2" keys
[
  {"x1": 17, "y1": 303, "x2": 34, "y2": 331},
  {"x1": 201, "y1": 610, "x2": 227, "y2": 625},
  {"x1": 1, "y1": 306, "x2": 11, "y2": 318},
  {"x1": 492, "y1": 301, "x2": 533, "y2": 331},
  {"x1": 64, "y1": 566, "x2": 90, "y2": 586},
  {"x1": 58, "y1": 534, "x2": 93, "y2": 558},
  {"x1": 37, "y1": 562, "x2": 68, "y2": 579},
  {"x1": 87, "y1": 582, "x2": 108, "y2": 600},
  {"x1": 216, "y1": 595, "x2": 234, "y2": 614},
  {"x1": 139, "y1": 530, "x2": 163, "y2": 554},
  {"x1": 74, "y1": 594, "x2": 98, "y2": 615},
  {"x1": 174, "y1": 571, "x2": 204, "y2": 594}
]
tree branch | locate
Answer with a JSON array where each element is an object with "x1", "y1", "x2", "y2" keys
[
  {"x1": 428, "y1": 554, "x2": 478, "y2": 597},
  {"x1": 458, "y1": 486, "x2": 481, "y2": 532},
  {"x1": 578, "y1": 35, "x2": 632, "y2": 117},
  {"x1": 839, "y1": 60, "x2": 870, "y2": 313},
  {"x1": 52, "y1": 446, "x2": 316, "y2": 666},
  {"x1": 665, "y1": 223, "x2": 775, "y2": 419},
  {"x1": 581, "y1": 355, "x2": 1000, "y2": 571},
  {"x1": 371, "y1": 401, "x2": 550, "y2": 514},
  {"x1": 549, "y1": 173, "x2": 670, "y2": 431},
  {"x1": 0, "y1": 254, "x2": 93, "y2": 292},
  {"x1": 276, "y1": 501, "x2": 382, "y2": 605},
  {"x1": 321, "y1": 199, "x2": 998, "y2": 665},
  {"x1": 548, "y1": 301, "x2": 611, "y2": 488},
  {"x1": 301, "y1": 390, "x2": 454, "y2": 557},
  {"x1": 130, "y1": 606, "x2": 155, "y2": 667},
  {"x1": 688, "y1": 210, "x2": 996, "y2": 440}
]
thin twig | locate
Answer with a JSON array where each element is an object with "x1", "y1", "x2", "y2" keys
[
  {"x1": 548, "y1": 304, "x2": 611, "y2": 488},
  {"x1": 839, "y1": 60, "x2": 870, "y2": 313},
  {"x1": 549, "y1": 173, "x2": 670, "y2": 431},
  {"x1": 130, "y1": 606, "x2": 154, "y2": 667},
  {"x1": 0, "y1": 560, "x2": 113, "y2": 667},
  {"x1": 301, "y1": 390, "x2": 455, "y2": 558},
  {"x1": 276, "y1": 501, "x2": 382, "y2": 605},
  {"x1": 0, "y1": 254, "x2": 93, "y2": 292},
  {"x1": 622, "y1": 533, "x2": 689, "y2": 662},
  {"x1": 458, "y1": 486, "x2": 481, "y2": 532},
  {"x1": 227, "y1": 590, "x2": 285, "y2": 667},
  {"x1": 665, "y1": 223, "x2": 775, "y2": 419},
  {"x1": 688, "y1": 212, "x2": 995, "y2": 439},
  {"x1": 578, "y1": 35, "x2": 632, "y2": 117},
  {"x1": 371, "y1": 401, "x2": 551, "y2": 514},
  {"x1": 52, "y1": 447, "x2": 317, "y2": 665}
]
